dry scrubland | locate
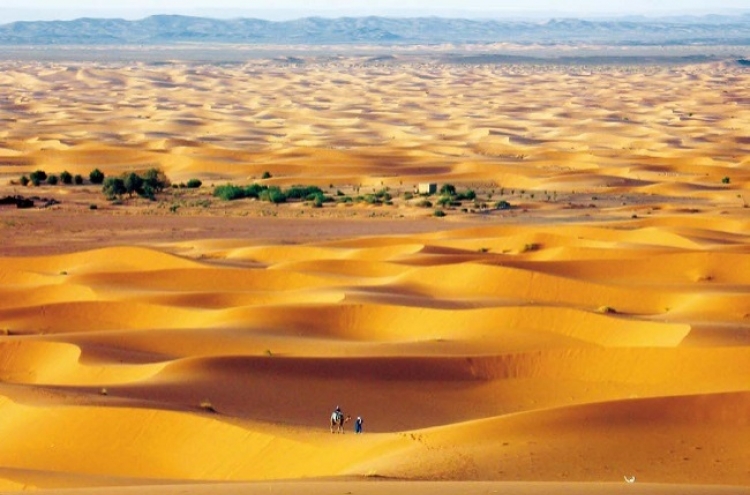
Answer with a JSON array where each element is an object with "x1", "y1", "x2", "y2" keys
[{"x1": 0, "y1": 49, "x2": 750, "y2": 495}]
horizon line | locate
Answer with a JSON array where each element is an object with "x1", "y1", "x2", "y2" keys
[{"x1": 1, "y1": 8, "x2": 750, "y2": 24}]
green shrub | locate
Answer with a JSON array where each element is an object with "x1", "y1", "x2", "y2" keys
[
  {"x1": 19, "y1": 175, "x2": 29, "y2": 186},
  {"x1": 102, "y1": 177, "x2": 126, "y2": 199},
  {"x1": 266, "y1": 187, "x2": 287, "y2": 204},
  {"x1": 496, "y1": 200, "x2": 512, "y2": 210},
  {"x1": 30, "y1": 170, "x2": 47, "y2": 183},
  {"x1": 287, "y1": 185, "x2": 323, "y2": 200},
  {"x1": 439, "y1": 184, "x2": 456, "y2": 196},
  {"x1": 46, "y1": 175, "x2": 59, "y2": 185},
  {"x1": 186, "y1": 178, "x2": 202, "y2": 189},
  {"x1": 123, "y1": 172, "x2": 143, "y2": 197},
  {"x1": 722, "y1": 176, "x2": 731, "y2": 184},
  {"x1": 362, "y1": 194, "x2": 381, "y2": 204},
  {"x1": 142, "y1": 168, "x2": 169, "y2": 192},
  {"x1": 261, "y1": 171, "x2": 272, "y2": 179},
  {"x1": 60, "y1": 171, "x2": 73, "y2": 185},
  {"x1": 213, "y1": 184, "x2": 246, "y2": 201},
  {"x1": 89, "y1": 168, "x2": 105, "y2": 184},
  {"x1": 434, "y1": 209, "x2": 446, "y2": 217},
  {"x1": 259, "y1": 186, "x2": 286, "y2": 204},
  {"x1": 456, "y1": 189, "x2": 476, "y2": 201},
  {"x1": 140, "y1": 183, "x2": 156, "y2": 200},
  {"x1": 74, "y1": 174, "x2": 84, "y2": 185},
  {"x1": 437, "y1": 196, "x2": 452, "y2": 207},
  {"x1": 244, "y1": 183, "x2": 266, "y2": 198}
]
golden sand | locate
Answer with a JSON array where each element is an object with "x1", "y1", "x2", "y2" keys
[{"x1": 0, "y1": 52, "x2": 749, "y2": 494}]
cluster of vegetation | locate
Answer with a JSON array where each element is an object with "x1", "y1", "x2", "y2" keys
[
  {"x1": 437, "y1": 183, "x2": 475, "y2": 200},
  {"x1": 208, "y1": 180, "x2": 515, "y2": 214},
  {"x1": 169, "y1": 178, "x2": 203, "y2": 189},
  {"x1": 213, "y1": 183, "x2": 331, "y2": 206},
  {"x1": 102, "y1": 169, "x2": 170, "y2": 200},
  {"x1": 18, "y1": 169, "x2": 98, "y2": 187},
  {"x1": 19, "y1": 168, "x2": 202, "y2": 205},
  {"x1": 356, "y1": 188, "x2": 392, "y2": 205}
]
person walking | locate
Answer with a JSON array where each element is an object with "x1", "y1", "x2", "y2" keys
[{"x1": 354, "y1": 416, "x2": 363, "y2": 434}]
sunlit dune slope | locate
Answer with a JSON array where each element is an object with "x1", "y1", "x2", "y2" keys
[
  {"x1": 2, "y1": 60, "x2": 749, "y2": 196},
  {"x1": 0, "y1": 218, "x2": 749, "y2": 489},
  {"x1": 1, "y1": 56, "x2": 750, "y2": 493}
]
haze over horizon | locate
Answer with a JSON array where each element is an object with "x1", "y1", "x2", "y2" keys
[{"x1": 1, "y1": 0, "x2": 749, "y2": 24}]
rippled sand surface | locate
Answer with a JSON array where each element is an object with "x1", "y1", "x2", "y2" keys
[{"x1": 0, "y1": 51, "x2": 749, "y2": 495}]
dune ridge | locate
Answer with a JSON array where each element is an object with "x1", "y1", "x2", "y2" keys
[
  {"x1": 1, "y1": 217, "x2": 750, "y2": 490},
  {"x1": 1, "y1": 53, "x2": 750, "y2": 493}
]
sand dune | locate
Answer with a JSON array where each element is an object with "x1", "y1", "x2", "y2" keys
[
  {"x1": 1, "y1": 221, "x2": 749, "y2": 490},
  {"x1": 0, "y1": 51, "x2": 749, "y2": 494}
]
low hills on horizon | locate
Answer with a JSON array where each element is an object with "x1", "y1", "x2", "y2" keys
[{"x1": 0, "y1": 13, "x2": 749, "y2": 46}]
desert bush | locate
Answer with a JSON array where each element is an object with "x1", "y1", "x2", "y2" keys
[
  {"x1": 74, "y1": 174, "x2": 84, "y2": 185},
  {"x1": 456, "y1": 189, "x2": 476, "y2": 201},
  {"x1": 286, "y1": 185, "x2": 323, "y2": 200},
  {"x1": 19, "y1": 175, "x2": 29, "y2": 186},
  {"x1": 376, "y1": 189, "x2": 392, "y2": 201},
  {"x1": 60, "y1": 171, "x2": 73, "y2": 184},
  {"x1": 244, "y1": 183, "x2": 266, "y2": 198},
  {"x1": 102, "y1": 177, "x2": 126, "y2": 199},
  {"x1": 46, "y1": 175, "x2": 59, "y2": 185},
  {"x1": 440, "y1": 183, "x2": 456, "y2": 196},
  {"x1": 259, "y1": 186, "x2": 286, "y2": 204},
  {"x1": 30, "y1": 170, "x2": 47, "y2": 184},
  {"x1": 722, "y1": 176, "x2": 731, "y2": 184},
  {"x1": 89, "y1": 168, "x2": 105, "y2": 184},
  {"x1": 265, "y1": 187, "x2": 287, "y2": 204},
  {"x1": 186, "y1": 178, "x2": 202, "y2": 189},
  {"x1": 434, "y1": 209, "x2": 446, "y2": 217},
  {"x1": 495, "y1": 200, "x2": 512, "y2": 210},
  {"x1": 213, "y1": 184, "x2": 246, "y2": 201},
  {"x1": 437, "y1": 196, "x2": 452, "y2": 207},
  {"x1": 123, "y1": 172, "x2": 143, "y2": 197},
  {"x1": 141, "y1": 168, "x2": 169, "y2": 192},
  {"x1": 261, "y1": 171, "x2": 272, "y2": 179}
]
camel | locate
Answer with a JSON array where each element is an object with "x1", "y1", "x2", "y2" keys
[{"x1": 330, "y1": 411, "x2": 351, "y2": 433}]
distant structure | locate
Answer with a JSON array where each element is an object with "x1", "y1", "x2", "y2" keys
[{"x1": 417, "y1": 183, "x2": 437, "y2": 195}]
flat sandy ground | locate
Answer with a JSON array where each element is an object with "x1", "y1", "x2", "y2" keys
[{"x1": 0, "y1": 47, "x2": 749, "y2": 495}]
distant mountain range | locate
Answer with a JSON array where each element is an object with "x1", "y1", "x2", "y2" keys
[{"x1": 0, "y1": 14, "x2": 749, "y2": 46}]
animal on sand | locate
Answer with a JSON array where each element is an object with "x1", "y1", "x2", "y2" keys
[{"x1": 330, "y1": 409, "x2": 351, "y2": 433}]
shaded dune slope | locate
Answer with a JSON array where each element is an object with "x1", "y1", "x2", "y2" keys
[{"x1": 1, "y1": 220, "x2": 749, "y2": 489}]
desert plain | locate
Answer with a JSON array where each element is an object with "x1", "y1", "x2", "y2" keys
[{"x1": 0, "y1": 45, "x2": 749, "y2": 495}]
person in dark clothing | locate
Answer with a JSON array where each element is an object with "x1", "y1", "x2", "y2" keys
[{"x1": 354, "y1": 416, "x2": 363, "y2": 434}]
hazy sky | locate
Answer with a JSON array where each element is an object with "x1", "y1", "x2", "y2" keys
[{"x1": 1, "y1": 0, "x2": 748, "y2": 23}]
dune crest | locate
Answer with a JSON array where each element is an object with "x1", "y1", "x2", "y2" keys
[{"x1": 1, "y1": 52, "x2": 750, "y2": 493}]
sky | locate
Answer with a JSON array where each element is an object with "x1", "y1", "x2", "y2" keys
[{"x1": 1, "y1": 0, "x2": 748, "y2": 23}]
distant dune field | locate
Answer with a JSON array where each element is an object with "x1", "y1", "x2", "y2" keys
[{"x1": 0, "y1": 51, "x2": 749, "y2": 495}]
